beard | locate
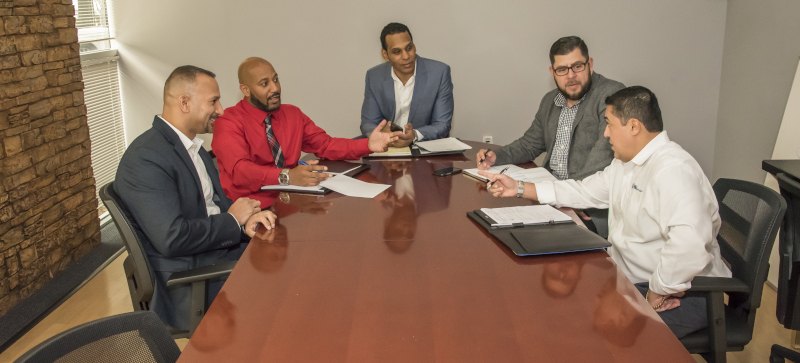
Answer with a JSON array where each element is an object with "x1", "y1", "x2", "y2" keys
[
  {"x1": 556, "y1": 74, "x2": 593, "y2": 101},
  {"x1": 250, "y1": 93, "x2": 281, "y2": 112}
]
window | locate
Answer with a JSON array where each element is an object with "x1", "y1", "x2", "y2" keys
[{"x1": 74, "y1": 0, "x2": 125, "y2": 214}]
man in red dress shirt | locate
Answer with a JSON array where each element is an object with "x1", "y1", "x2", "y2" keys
[{"x1": 212, "y1": 57, "x2": 400, "y2": 200}]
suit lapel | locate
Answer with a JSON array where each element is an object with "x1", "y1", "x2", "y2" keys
[
  {"x1": 152, "y1": 117, "x2": 205, "y2": 204},
  {"x1": 384, "y1": 75, "x2": 396, "y2": 121},
  {"x1": 408, "y1": 57, "x2": 427, "y2": 126},
  {"x1": 199, "y1": 149, "x2": 232, "y2": 209}
]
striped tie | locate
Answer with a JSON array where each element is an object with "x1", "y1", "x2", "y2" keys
[{"x1": 264, "y1": 114, "x2": 284, "y2": 168}]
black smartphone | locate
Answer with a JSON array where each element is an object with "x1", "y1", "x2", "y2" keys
[
  {"x1": 389, "y1": 122, "x2": 403, "y2": 132},
  {"x1": 433, "y1": 167, "x2": 462, "y2": 177}
]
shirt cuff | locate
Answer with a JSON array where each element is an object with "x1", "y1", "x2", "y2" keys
[
  {"x1": 414, "y1": 130, "x2": 424, "y2": 142},
  {"x1": 534, "y1": 181, "x2": 556, "y2": 205},
  {"x1": 648, "y1": 270, "x2": 689, "y2": 295},
  {"x1": 228, "y1": 212, "x2": 241, "y2": 226}
]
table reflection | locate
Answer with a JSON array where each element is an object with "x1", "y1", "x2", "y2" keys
[
  {"x1": 249, "y1": 222, "x2": 288, "y2": 273},
  {"x1": 188, "y1": 290, "x2": 236, "y2": 352},
  {"x1": 593, "y1": 274, "x2": 650, "y2": 347}
]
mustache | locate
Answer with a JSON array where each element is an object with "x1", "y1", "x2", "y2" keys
[{"x1": 267, "y1": 92, "x2": 281, "y2": 99}]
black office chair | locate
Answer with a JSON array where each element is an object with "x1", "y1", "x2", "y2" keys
[
  {"x1": 678, "y1": 178, "x2": 786, "y2": 363},
  {"x1": 99, "y1": 182, "x2": 236, "y2": 338},
  {"x1": 768, "y1": 173, "x2": 800, "y2": 363},
  {"x1": 13, "y1": 311, "x2": 181, "y2": 363}
]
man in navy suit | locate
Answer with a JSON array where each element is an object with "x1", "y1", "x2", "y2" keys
[
  {"x1": 360, "y1": 22, "x2": 454, "y2": 146},
  {"x1": 114, "y1": 65, "x2": 277, "y2": 330}
]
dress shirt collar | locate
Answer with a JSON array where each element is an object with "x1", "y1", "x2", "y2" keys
[
  {"x1": 240, "y1": 97, "x2": 277, "y2": 124},
  {"x1": 158, "y1": 115, "x2": 204, "y2": 152},
  {"x1": 629, "y1": 131, "x2": 670, "y2": 166},
  {"x1": 554, "y1": 92, "x2": 586, "y2": 108},
  {"x1": 390, "y1": 60, "x2": 417, "y2": 85}
]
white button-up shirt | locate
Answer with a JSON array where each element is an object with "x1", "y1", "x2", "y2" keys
[
  {"x1": 160, "y1": 116, "x2": 239, "y2": 226},
  {"x1": 535, "y1": 131, "x2": 731, "y2": 295},
  {"x1": 391, "y1": 62, "x2": 424, "y2": 142}
]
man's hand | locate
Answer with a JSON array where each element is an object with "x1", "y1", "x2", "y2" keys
[
  {"x1": 288, "y1": 160, "x2": 331, "y2": 186},
  {"x1": 574, "y1": 209, "x2": 592, "y2": 221},
  {"x1": 228, "y1": 197, "x2": 261, "y2": 225},
  {"x1": 388, "y1": 123, "x2": 415, "y2": 148},
  {"x1": 476, "y1": 149, "x2": 497, "y2": 170},
  {"x1": 369, "y1": 120, "x2": 402, "y2": 152},
  {"x1": 243, "y1": 210, "x2": 277, "y2": 237},
  {"x1": 478, "y1": 171, "x2": 519, "y2": 198},
  {"x1": 646, "y1": 290, "x2": 685, "y2": 312}
]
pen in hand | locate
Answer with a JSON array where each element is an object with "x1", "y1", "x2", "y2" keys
[
  {"x1": 298, "y1": 160, "x2": 323, "y2": 173},
  {"x1": 487, "y1": 166, "x2": 509, "y2": 188},
  {"x1": 479, "y1": 149, "x2": 492, "y2": 164}
]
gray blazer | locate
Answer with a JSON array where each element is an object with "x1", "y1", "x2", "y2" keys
[
  {"x1": 360, "y1": 55, "x2": 454, "y2": 140},
  {"x1": 494, "y1": 73, "x2": 624, "y2": 180},
  {"x1": 115, "y1": 116, "x2": 245, "y2": 330}
]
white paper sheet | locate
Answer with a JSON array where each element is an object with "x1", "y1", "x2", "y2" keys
[
  {"x1": 415, "y1": 137, "x2": 472, "y2": 152},
  {"x1": 463, "y1": 165, "x2": 526, "y2": 182},
  {"x1": 480, "y1": 205, "x2": 572, "y2": 226},
  {"x1": 319, "y1": 174, "x2": 390, "y2": 198},
  {"x1": 507, "y1": 168, "x2": 558, "y2": 183},
  {"x1": 260, "y1": 185, "x2": 324, "y2": 193}
]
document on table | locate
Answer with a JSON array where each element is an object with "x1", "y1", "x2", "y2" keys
[
  {"x1": 319, "y1": 174, "x2": 390, "y2": 198},
  {"x1": 463, "y1": 165, "x2": 526, "y2": 182},
  {"x1": 479, "y1": 205, "x2": 572, "y2": 227},
  {"x1": 507, "y1": 168, "x2": 558, "y2": 183},
  {"x1": 415, "y1": 137, "x2": 472, "y2": 152},
  {"x1": 260, "y1": 185, "x2": 325, "y2": 193},
  {"x1": 368, "y1": 146, "x2": 412, "y2": 157}
]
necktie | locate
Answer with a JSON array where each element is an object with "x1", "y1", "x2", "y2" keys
[{"x1": 264, "y1": 114, "x2": 285, "y2": 168}]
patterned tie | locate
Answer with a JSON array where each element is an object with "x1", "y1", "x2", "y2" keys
[{"x1": 264, "y1": 114, "x2": 285, "y2": 168}]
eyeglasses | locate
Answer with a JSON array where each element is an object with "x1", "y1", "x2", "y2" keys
[{"x1": 553, "y1": 61, "x2": 589, "y2": 76}]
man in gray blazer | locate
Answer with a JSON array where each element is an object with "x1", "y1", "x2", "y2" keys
[
  {"x1": 360, "y1": 22, "x2": 454, "y2": 146},
  {"x1": 114, "y1": 65, "x2": 277, "y2": 330},
  {"x1": 477, "y1": 36, "x2": 624, "y2": 181}
]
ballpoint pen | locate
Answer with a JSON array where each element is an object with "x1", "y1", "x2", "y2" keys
[
  {"x1": 487, "y1": 166, "x2": 509, "y2": 188},
  {"x1": 479, "y1": 149, "x2": 492, "y2": 164},
  {"x1": 298, "y1": 160, "x2": 324, "y2": 172}
]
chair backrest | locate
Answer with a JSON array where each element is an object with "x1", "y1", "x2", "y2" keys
[
  {"x1": 13, "y1": 311, "x2": 181, "y2": 363},
  {"x1": 713, "y1": 178, "x2": 786, "y2": 330},
  {"x1": 98, "y1": 182, "x2": 156, "y2": 310},
  {"x1": 774, "y1": 173, "x2": 800, "y2": 329}
]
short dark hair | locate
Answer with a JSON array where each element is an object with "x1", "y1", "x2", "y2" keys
[
  {"x1": 549, "y1": 36, "x2": 589, "y2": 65},
  {"x1": 164, "y1": 65, "x2": 216, "y2": 99},
  {"x1": 380, "y1": 22, "x2": 412, "y2": 51},
  {"x1": 604, "y1": 86, "x2": 663, "y2": 132}
]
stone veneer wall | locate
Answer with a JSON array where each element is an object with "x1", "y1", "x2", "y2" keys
[{"x1": 0, "y1": 0, "x2": 100, "y2": 317}]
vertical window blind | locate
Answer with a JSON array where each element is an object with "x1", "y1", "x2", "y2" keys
[
  {"x1": 81, "y1": 56, "x2": 125, "y2": 203},
  {"x1": 74, "y1": 0, "x2": 125, "y2": 208}
]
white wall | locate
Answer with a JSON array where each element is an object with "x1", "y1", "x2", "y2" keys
[{"x1": 108, "y1": 0, "x2": 727, "y2": 175}]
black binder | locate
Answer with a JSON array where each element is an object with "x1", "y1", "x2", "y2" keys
[{"x1": 467, "y1": 210, "x2": 611, "y2": 256}]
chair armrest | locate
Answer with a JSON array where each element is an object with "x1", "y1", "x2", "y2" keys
[
  {"x1": 686, "y1": 276, "x2": 749, "y2": 293},
  {"x1": 166, "y1": 261, "x2": 237, "y2": 287}
]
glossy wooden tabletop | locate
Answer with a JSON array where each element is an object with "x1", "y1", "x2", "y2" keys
[{"x1": 178, "y1": 141, "x2": 694, "y2": 363}]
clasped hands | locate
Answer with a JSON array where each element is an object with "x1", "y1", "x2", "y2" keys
[
  {"x1": 380, "y1": 120, "x2": 415, "y2": 148},
  {"x1": 646, "y1": 290, "x2": 685, "y2": 312},
  {"x1": 228, "y1": 197, "x2": 277, "y2": 237}
]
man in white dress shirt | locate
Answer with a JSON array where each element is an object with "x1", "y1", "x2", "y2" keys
[
  {"x1": 360, "y1": 22, "x2": 454, "y2": 145},
  {"x1": 480, "y1": 86, "x2": 731, "y2": 338}
]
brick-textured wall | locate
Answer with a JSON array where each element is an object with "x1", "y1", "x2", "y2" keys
[{"x1": 0, "y1": 0, "x2": 100, "y2": 317}]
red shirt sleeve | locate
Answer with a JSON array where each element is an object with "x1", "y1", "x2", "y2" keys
[{"x1": 298, "y1": 111, "x2": 371, "y2": 159}]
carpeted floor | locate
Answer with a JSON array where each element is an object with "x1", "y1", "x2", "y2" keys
[{"x1": 0, "y1": 221, "x2": 124, "y2": 352}]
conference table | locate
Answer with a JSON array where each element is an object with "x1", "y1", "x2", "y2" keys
[{"x1": 177, "y1": 141, "x2": 694, "y2": 362}]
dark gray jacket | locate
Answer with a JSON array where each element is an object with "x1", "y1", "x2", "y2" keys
[
  {"x1": 114, "y1": 116, "x2": 245, "y2": 329},
  {"x1": 494, "y1": 72, "x2": 624, "y2": 180}
]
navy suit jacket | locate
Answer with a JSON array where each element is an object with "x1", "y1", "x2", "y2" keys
[
  {"x1": 360, "y1": 55, "x2": 454, "y2": 140},
  {"x1": 114, "y1": 116, "x2": 245, "y2": 329}
]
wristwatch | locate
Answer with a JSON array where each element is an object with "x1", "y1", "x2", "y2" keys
[
  {"x1": 279, "y1": 169, "x2": 290, "y2": 186},
  {"x1": 516, "y1": 180, "x2": 525, "y2": 198}
]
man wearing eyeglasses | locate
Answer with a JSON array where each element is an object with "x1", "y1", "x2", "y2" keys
[{"x1": 477, "y1": 36, "x2": 623, "y2": 181}]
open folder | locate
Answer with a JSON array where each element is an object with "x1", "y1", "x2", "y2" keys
[
  {"x1": 364, "y1": 137, "x2": 471, "y2": 158},
  {"x1": 260, "y1": 160, "x2": 370, "y2": 195},
  {"x1": 468, "y1": 206, "x2": 611, "y2": 256}
]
